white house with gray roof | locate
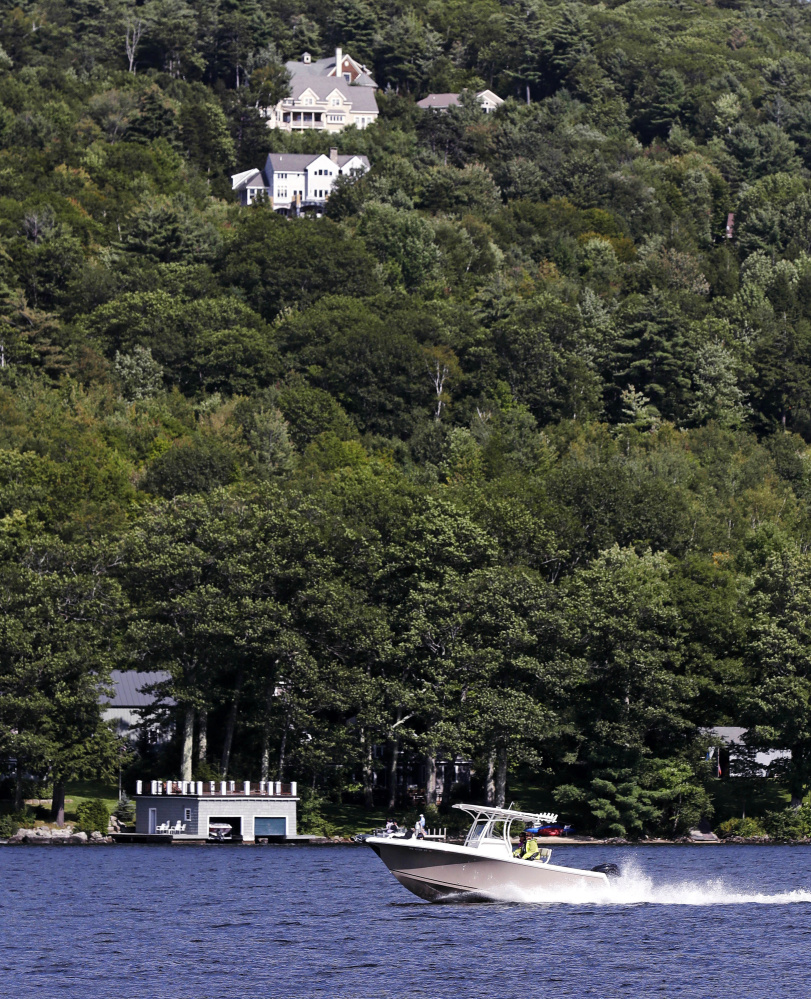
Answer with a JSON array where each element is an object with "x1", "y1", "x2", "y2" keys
[
  {"x1": 264, "y1": 47, "x2": 379, "y2": 133},
  {"x1": 231, "y1": 148, "x2": 370, "y2": 212},
  {"x1": 101, "y1": 669, "x2": 174, "y2": 743},
  {"x1": 417, "y1": 89, "x2": 504, "y2": 114}
]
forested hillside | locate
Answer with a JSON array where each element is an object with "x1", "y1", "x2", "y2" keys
[{"x1": 4, "y1": 0, "x2": 811, "y2": 836}]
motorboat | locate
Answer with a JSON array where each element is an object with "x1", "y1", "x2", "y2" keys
[{"x1": 360, "y1": 803, "x2": 619, "y2": 902}]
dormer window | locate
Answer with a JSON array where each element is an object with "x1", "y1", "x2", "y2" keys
[{"x1": 302, "y1": 52, "x2": 311, "y2": 64}]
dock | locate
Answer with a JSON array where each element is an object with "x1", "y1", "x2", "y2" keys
[{"x1": 110, "y1": 832, "x2": 320, "y2": 845}]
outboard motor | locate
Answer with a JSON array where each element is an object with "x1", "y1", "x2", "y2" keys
[{"x1": 591, "y1": 862, "x2": 621, "y2": 878}]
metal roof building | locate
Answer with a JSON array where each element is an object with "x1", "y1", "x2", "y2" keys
[{"x1": 101, "y1": 670, "x2": 175, "y2": 742}]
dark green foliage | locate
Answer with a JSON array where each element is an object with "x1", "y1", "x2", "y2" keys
[
  {"x1": 144, "y1": 434, "x2": 241, "y2": 498},
  {"x1": 0, "y1": 808, "x2": 34, "y2": 837},
  {"x1": 113, "y1": 794, "x2": 135, "y2": 826},
  {"x1": 217, "y1": 211, "x2": 381, "y2": 320},
  {"x1": 762, "y1": 805, "x2": 811, "y2": 841},
  {"x1": 715, "y1": 816, "x2": 767, "y2": 839},
  {"x1": 6, "y1": 0, "x2": 811, "y2": 839},
  {"x1": 75, "y1": 798, "x2": 109, "y2": 835}
]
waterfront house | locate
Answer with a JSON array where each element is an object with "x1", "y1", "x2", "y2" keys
[
  {"x1": 101, "y1": 670, "x2": 174, "y2": 744},
  {"x1": 263, "y1": 47, "x2": 379, "y2": 133},
  {"x1": 231, "y1": 148, "x2": 370, "y2": 211},
  {"x1": 416, "y1": 90, "x2": 504, "y2": 114},
  {"x1": 708, "y1": 726, "x2": 791, "y2": 777},
  {"x1": 134, "y1": 779, "x2": 299, "y2": 842}
]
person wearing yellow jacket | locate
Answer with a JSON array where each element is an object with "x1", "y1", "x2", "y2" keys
[{"x1": 514, "y1": 828, "x2": 540, "y2": 861}]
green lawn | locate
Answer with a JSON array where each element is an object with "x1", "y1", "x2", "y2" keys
[
  {"x1": 321, "y1": 800, "x2": 390, "y2": 836},
  {"x1": 65, "y1": 780, "x2": 118, "y2": 820},
  {"x1": 62, "y1": 780, "x2": 120, "y2": 824},
  {"x1": 0, "y1": 778, "x2": 119, "y2": 827}
]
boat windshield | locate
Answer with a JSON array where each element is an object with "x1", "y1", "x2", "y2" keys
[{"x1": 466, "y1": 820, "x2": 489, "y2": 845}]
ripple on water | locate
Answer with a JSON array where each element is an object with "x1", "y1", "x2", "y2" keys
[{"x1": 2, "y1": 843, "x2": 811, "y2": 997}]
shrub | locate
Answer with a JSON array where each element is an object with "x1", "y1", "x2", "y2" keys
[
  {"x1": 762, "y1": 804, "x2": 811, "y2": 840},
  {"x1": 76, "y1": 798, "x2": 110, "y2": 835},
  {"x1": 0, "y1": 814, "x2": 19, "y2": 838},
  {"x1": 0, "y1": 808, "x2": 35, "y2": 837},
  {"x1": 297, "y1": 790, "x2": 337, "y2": 836},
  {"x1": 113, "y1": 794, "x2": 135, "y2": 825},
  {"x1": 715, "y1": 816, "x2": 767, "y2": 839}
]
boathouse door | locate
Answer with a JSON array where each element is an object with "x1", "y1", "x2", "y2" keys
[
  {"x1": 255, "y1": 817, "x2": 286, "y2": 838},
  {"x1": 148, "y1": 808, "x2": 157, "y2": 834}
]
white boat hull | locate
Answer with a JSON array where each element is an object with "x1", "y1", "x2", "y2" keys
[{"x1": 365, "y1": 837, "x2": 609, "y2": 902}]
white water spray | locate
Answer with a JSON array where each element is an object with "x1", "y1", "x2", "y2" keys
[{"x1": 516, "y1": 860, "x2": 811, "y2": 906}]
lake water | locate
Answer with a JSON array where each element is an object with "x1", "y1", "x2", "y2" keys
[{"x1": 2, "y1": 843, "x2": 811, "y2": 998}]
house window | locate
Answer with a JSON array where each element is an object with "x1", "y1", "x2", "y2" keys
[
  {"x1": 332, "y1": 98, "x2": 341, "y2": 106},
  {"x1": 343, "y1": 73, "x2": 351, "y2": 81},
  {"x1": 184, "y1": 808, "x2": 192, "y2": 821},
  {"x1": 304, "y1": 97, "x2": 313, "y2": 105}
]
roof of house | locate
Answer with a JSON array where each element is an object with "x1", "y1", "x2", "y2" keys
[
  {"x1": 710, "y1": 726, "x2": 747, "y2": 744},
  {"x1": 287, "y1": 73, "x2": 378, "y2": 113},
  {"x1": 231, "y1": 168, "x2": 265, "y2": 190},
  {"x1": 417, "y1": 90, "x2": 504, "y2": 111},
  {"x1": 264, "y1": 152, "x2": 370, "y2": 172},
  {"x1": 287, "y1": 55, "x2": 377, "y2": 87},
  {"x1": 265, "y1": 153, "x2": 325, "y2": 172},
  {"x1": 101, "y1": 670, "x2": 175, "y2": 708},
  {"x1": 417, "y1": 93, "x2": 462, "y2": 110}
]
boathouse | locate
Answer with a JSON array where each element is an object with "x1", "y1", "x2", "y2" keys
[{"x1": 134, "y1": 780, "x2": 299, "y2": 842}]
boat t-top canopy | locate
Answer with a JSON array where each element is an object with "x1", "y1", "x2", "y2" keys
[
  {"x1": 453, "y1": 804, "x2": 559, "y2": 857},
  {"x1": 453, "y1": 804, "x2": 558, "y2": 826}
]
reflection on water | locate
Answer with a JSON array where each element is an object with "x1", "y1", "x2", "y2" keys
[{"x1": 1, "y1": 844, "x2": 810, "y2": 998}]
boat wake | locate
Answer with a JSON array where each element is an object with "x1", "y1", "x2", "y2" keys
[{"x1": 515, "y1": 862, "x2": 811, "y2": 907}]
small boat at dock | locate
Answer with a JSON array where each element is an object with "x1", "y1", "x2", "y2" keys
[{"x1": 360, "y1": 804, "x2": 620, "y2": 902}]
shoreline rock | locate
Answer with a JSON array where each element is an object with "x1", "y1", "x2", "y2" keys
[{"x1": 3, "y1": 826, "x2": 113, "y2": 844}]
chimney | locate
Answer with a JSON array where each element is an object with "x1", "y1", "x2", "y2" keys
[
  {"x1": 329, "y1": 147, "x2": 338, "y2": 164},
  {"x1": 335, "y1": 46, "x2": 342, "y2": 77}
]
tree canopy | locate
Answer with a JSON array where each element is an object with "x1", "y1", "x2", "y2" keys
[{"x1": 4, "y1": 0, "x2": 811, "y2": 835}]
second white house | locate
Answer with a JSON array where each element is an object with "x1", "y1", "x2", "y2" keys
[{"x1": 231, "y1": 148, "x2": 370, "y2": 212}]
